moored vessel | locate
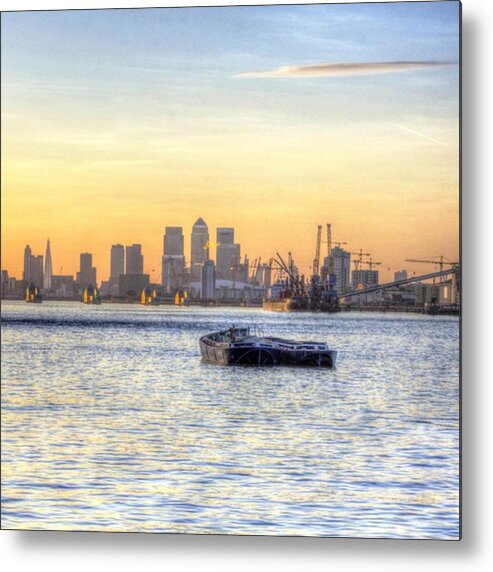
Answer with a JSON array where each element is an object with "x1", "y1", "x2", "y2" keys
[
  {"x1": 263, "y1": 255, "x2": 340, "y2": 313},
  {"x1": 262, "y1": 279, "x2": 309, "y2": 312},
  {"x1": 199, "y1": 326, "x2": 337, "y2": 368}
]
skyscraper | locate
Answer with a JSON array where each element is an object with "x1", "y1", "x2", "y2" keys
[
  {"x1": 76, "y1": 253, "x2": 97, "y2": 290},
  {"x1": 23, "y1": 245, "x2": 44, "y2": 287},
  {"x1": 1, "y1": 270, "x2": 10, "y2": 297},
  {"x1": 216, "y1": 227, "x2": 234, "y2": 247},
  {"x1": 351, "y1": 269, "x2": 379, "y2": 289},
  {"x1": 30, "y1": 255, "x2": 44, "y2": 289},
  {"x1": 324, "y1": 246, "x2": 351, "y2": 293},
  {"x1": 216, "y1": 228, "x2": 240, "y2": 280},
  {"x1": 110, "y1": 244, "x2": 125, "y2": 281},
  {"x1": 23, "y1": 245, "x2": 32, "y2": 282},
  {"x1": 109, "y1": 244, "x2": 125, "y2": 296},
  {"x1": 125, "y1": 244, "x2": 144, "y2": 275},
  {"x1": 394, "y1": 270, "x2": 408, "y2": 282},
  {"x1": 43, "y1": 239, "x2": 53, "y2": 291},
  {"x1": 162, "y1": 227, "x2": 185, "y2": 294},
  {"x1": 191, "y1": 218, "x2": 209, "y2": 279},
  {"x1": 163, "y1": 227, "x2": 184, "y2": 256},
  {"x1": 201, "y1": 260, "x2": 216, "y2": 300}
]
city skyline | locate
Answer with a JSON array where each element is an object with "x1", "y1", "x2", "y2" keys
[
  {"x1": 1, "y1": 2, "x2": 459, "y2": 283},
  {"x1": 4, "y1": 218, "x2": 456, "y2": 290}
]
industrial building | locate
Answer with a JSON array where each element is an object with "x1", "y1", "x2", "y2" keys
[
  {"x1": 394, "y1": 270, "x2": 408, "y2": 282},
  {"x1": 201, "y1": 259, "x2": 216, "y2": 300},
  {"x1": 351, "y1": 268, "x2": 379, "y2": 289},
  {"x1": 322, "y1": 246, "x2": 351, "y2": 293}
]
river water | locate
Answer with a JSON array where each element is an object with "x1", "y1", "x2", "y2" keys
[{"x1": 1, "y1": 301, "x2": 460, "y2": 538}]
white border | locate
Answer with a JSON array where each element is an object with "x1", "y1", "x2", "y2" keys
[{"x1": 1, "y1": 1, "x2": 492, "y2": 571}]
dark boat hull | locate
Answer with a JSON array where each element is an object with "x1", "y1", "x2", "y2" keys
[
  {"x1": 264, "y1": 299, "x2": 339, "y2": 313},
  {"x1": 319, "y1": 301, "x2": 341, "y2": 313},
  {"x1": 263, "y1": 299, "x2": 310, "y2": 312},
  {"x1": 200, "y1": 339, "x2": 337, "y2": 368},
  {"x1": 200, "y1": 340, "x2": 281, "y2": 365},
  {"x1": 262, "y1": 300, "x2": 289, "y2": 312},
  {"x1": 279, "y1": 349, "x2": 336, "y2": 367}
]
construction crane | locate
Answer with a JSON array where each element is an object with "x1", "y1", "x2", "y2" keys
[
  {"x1": 248, "y1": 257, "x2": 264, "y2": 284},
  {"x1": 326, "y1": 224, "x2": 332, "y2": 256},
  {"x1": 229, "y1": 259, "x2": 261, "y2": 285},
  {"x1": 266, "y1": 258, "x2": 274, "y2": 285},
  {"x1": 275, "y1": 252, "x2": 294, "y2": 281},
  {"x1": 360, "y1": 258, "x2": 382, "y2": 271},
  {"x1": 250, "y1": 258, "x2": 258, "y2": 279},
  {"x1": 288, "y1": 251, "x2": 296, "y2": 278},
  {"x1": 255, "y1": 257, "x2": 263, "y2": 283},
  {"x1": 276, "y1": 252, "x2": 306, "y2": 297},
  {"x1": 405, "y1": 257, "x2": 459, "y2": 271},
  {"x1": 349, "y1": 249, "x2": 371, "y2": 271},
  {"x1": 313, "y1": 225, "x2": 322, "y2": 277},
  {"x1": 323, "y1": 224, "x2": 347, "y2": 253},
  {"x1": 325, "y1": 224, "x2": 333, "y2": 275},
  {"x1": 405, "y1": 257, "x2": 459, "y2": 284}
]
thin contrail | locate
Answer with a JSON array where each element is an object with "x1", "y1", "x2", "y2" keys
[{"x1": 387, "y1": 121, "x2": 449, "y2": 148}]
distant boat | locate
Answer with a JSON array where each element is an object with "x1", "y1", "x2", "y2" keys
[
  {"x1": 263, "y1": 278, "x2": 339, "y2": 313},
  {"x1": 174, "y1": 288, "x2": 189, "y2": 306},
  {"x1": 82, "y1": 284, "x2": 102, "y2": 304},
  {"x1": 25, "y1": 283, "x2": 42, "y2": 303},
  {"x1": 262, "y1": 279, "x2": 309, "y2": 312},
  {"x1": 141, "y1": 287, "x2": 159, "y2": 306},
  {"x1": 200, "y1": 326, "x2": 337, "y2": 368}
]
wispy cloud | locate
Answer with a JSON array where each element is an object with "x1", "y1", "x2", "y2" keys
[
  {"x1": 387, "y1": 122, "x2": 449, "y2": 148},
  {"x1": 235, "y1": 61, "x2": 455, "y2": 79}
]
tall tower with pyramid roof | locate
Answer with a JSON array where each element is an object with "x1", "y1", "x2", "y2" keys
[
  {"x1": 43, "y1": 239, "x2": 53, "y2": 291},
  {"x1": 191, "y1": 217, "x2": 209, "y2": 279}
]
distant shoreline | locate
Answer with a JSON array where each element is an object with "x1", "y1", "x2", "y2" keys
[{"x1": 1, "y1": 297, "x2": 460, "y2": 316}]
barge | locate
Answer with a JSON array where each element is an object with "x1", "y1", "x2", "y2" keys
[{"x1": 199, "y1": 326, "x2": 337, "y2": 368}]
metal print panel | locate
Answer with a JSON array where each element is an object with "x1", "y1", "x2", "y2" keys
[{"x1": 0, "y1": 1, "x2": 460, "y2": 539}]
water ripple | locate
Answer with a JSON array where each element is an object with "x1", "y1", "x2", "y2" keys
[{"x1": 1, "y1": 301, "x2": 459, "y2": 538}]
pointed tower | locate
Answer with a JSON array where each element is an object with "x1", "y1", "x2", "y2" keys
[
  {"x1": 191, "y1": 217, "x2": 209, "y2": 279},
  {"x1": 43, "y1": 239, "x2": 53, "y2": 291}
]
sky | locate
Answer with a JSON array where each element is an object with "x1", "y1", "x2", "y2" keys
[{"x1": 1, "y1": 1, "x2": 460, "y2": 283}]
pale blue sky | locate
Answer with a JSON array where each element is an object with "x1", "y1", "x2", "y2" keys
[{"x1": 2, "y1": 2, "x2": 459, "y2": 126}]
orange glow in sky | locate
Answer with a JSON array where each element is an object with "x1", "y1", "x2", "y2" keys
[{"x1": 1, "y1": 4, "x2": 459, "y2": 283}]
